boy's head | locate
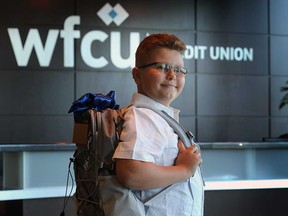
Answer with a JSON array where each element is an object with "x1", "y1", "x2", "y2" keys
[
  {"x1": 135, "y1": 33, "x2": 187, "y2": 67},
  {"x1": 133, "y1": 33, "x2": 187, "y2": 106}
]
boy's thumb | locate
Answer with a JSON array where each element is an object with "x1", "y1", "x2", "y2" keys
[{"x1": 178, "y1": 139, "x2": 185, "y2": 152}]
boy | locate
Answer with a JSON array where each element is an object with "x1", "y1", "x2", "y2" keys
[{"x1": 113, "y1": 33, "x2": 204, "y2": 215}]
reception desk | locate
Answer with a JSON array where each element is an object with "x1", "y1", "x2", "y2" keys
[
  {"x1": 200, "y1": 142, "x2": 288, "y2": 182},
  {"x1": 1, "y1": 142, "x2": 288, "y2": 215},
  {"x1": 0, "y1": 144, "x2": 76, "y2": 201},
  {"x1": 200, "y1": 142, "x2": 288, "y2": 216}
]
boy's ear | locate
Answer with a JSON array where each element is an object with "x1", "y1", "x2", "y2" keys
[{"x1": 132, "y1": 67, "x2": 141, "y2": 84}]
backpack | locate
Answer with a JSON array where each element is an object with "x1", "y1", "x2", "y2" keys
[{"x1": 66, "y1": 91, "x2": 197, "y2": 216}]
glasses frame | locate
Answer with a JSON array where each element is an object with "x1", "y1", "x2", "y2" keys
[{"x1": 138, "y1": 62, "x2": 187, "y2": 76}]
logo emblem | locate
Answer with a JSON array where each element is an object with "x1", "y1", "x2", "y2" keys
[{"x1": 97, "y1": 3, "x2": 129, "y2": 26}]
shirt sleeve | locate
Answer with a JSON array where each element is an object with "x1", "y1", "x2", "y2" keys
[{"x1": 113, "y1": 106, "x2": 177, "y2": 163}]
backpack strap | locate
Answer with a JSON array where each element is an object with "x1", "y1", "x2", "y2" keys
[
  {"x1": 133, "y1": 103, "x2": 195, "y2": 148},
  {"x1": 130, "y1": 103, "x2": 201, "y2": 206},
  {"x1": 134, "y1": 104, "x2": 206, "y2": 186}
]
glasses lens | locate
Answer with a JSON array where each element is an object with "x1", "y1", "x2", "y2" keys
[
  {"x1": 172, "y1": 66, "x2": 187, "y2": 76},
  {"x1": 178, "y1": 67, "x2": 187, "y2": 74},
  {"x1": 154, "y1": 63, "x2": 168, "y2": 71}
]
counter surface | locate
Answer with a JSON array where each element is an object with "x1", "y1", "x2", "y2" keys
[
  {"x1": 1, "y1": 142, "x2": 288, "y2": 152},
  {"x1": 1, "y1": 142, "x2": 288, "y2": 201}
]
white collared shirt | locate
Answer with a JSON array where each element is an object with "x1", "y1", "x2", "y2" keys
[{"x1": 113, "y1": 93, "x2": 204, "y2": 216}]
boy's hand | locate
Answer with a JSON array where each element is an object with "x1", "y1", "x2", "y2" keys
[{"x1": 175, "y1": 139, "x2": 202, "y2": 177}]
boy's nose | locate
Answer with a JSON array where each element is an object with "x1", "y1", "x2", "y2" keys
[{"x1": 166, "y1": 68, "x2": 176, "y2": 79}]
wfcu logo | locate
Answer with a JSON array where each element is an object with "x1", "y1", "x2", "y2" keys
[
  {"x1": 97, "y1": 3, "x2": 129, "y2": 26},
  {"x1": 7, "y1": 2, "x2": 254, "y2": 69},
  {"x1": 7, "y1": 3, "x2": 140, "y2": 69}
]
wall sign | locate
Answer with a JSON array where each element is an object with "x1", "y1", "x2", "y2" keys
[{"x1": 6, "y1": 3, "x2": 254, "y2": 69}]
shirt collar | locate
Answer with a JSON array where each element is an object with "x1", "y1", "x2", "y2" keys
[{"x1": 130, "y1": 93, "x2": 180, "y2": 121}]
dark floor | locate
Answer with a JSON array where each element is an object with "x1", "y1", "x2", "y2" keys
[{"x1": 1, "y1": 188, "x2": 288, "y2": 216}]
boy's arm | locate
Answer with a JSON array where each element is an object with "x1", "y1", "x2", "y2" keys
[{"x1": 115, "y1": 140, "x2": 202, "y2": 190}]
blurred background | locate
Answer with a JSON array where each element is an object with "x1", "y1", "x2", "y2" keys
[
  {"x1": 0, "y1": 0, "x2": 288, "y2": 215},
  {"x1": 0, "y1": 0, "x2": 287, "y2": 143}
]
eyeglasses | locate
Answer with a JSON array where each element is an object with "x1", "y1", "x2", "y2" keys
[{"x1": 138, "y1": 62, "x2": 187, "y2": 77}]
